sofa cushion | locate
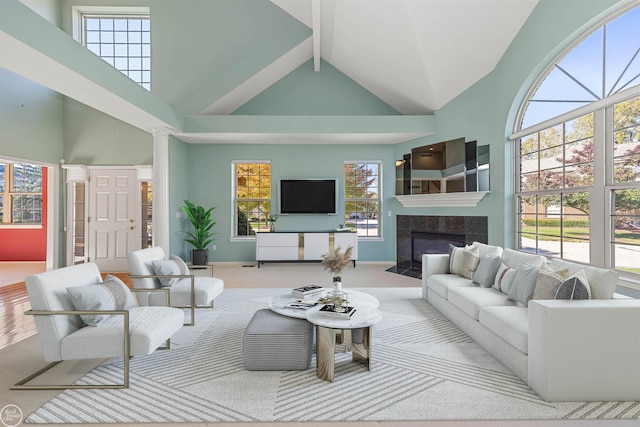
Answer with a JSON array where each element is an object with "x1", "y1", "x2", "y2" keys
[
  {"x1": 427, "y1": 274, "x2": 474, "y2": 300},
  {"x1": 471, "y1": 241, "x2": 503, "y2": 258},
  {"x1": 448, "y1": 287, "x2": 517, "y2": 320},
  {"x1": 549, "y1": 259, "x2": 618, "y2": 299},
  {"x1": 502, "y1": 248, "x2": 546, "y2": 269},
  {"x1": 479, "y1": 306, "x2": 529, "y2": 354},
  {"x1": 531, "y1": 267, "x2": 569, "y2": 300},
  {"x1": 148, "y1": 276, "x2": 224, "y2": 307},
  {"x1": 493, "y1": 263, "x2": 518, "y2": 294},
  {"x1": 508, "y1": 263, "x2": 540, "y2": 307},
  {"x1": 472, "y1": 254, "x2": 502, "y2": 288},
  {"x1": 450, "y1": 245, "x2": 480, "y2": 279},
  {"x1": 61, "y1": 306, "x2": 184, "y2": 359},
  {"x1": 555, "y1": 270, "x2": 591, "y2": 300}
]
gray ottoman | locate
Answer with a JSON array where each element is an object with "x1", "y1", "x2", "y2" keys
[{"x1": 243, "y1": 309, "x2": 313, "y2": 370}]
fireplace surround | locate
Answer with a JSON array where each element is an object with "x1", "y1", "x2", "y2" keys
[{"x1": 394, "y1": 215, "x2": 488, "y2": 277}]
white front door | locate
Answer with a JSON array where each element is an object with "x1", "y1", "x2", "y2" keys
[{"x1": 88, "y1": 168, "x2": 139, "y2": 271}]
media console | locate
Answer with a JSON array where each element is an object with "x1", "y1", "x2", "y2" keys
[{"x1": 256, "y1": 231, "x2": 358, "y2": 267}]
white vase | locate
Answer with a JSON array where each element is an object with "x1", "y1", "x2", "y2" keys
[{"x1": 332, "y1": 276, "x2": 342, "y2": 291}]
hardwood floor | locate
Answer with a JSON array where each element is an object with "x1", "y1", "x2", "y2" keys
[{"x1": 0, "y1": 282, "x2": 35, "y2": 350}]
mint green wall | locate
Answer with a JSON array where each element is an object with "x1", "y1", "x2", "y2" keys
[
  {"x1": 21, "y1": 0, "x2": 61, "y2": 26},
  {"x1": 63, "y1": 98, "x2": 153, "y2": 165},
  {"x1": 151, "y1": 0, "x2": 310, "y2": 114},
  {"x1": 234, "y1": 59, "x2": 401, "y2": 115},
  {"x1": 0, "y1": 68, "x2": 64, "y2": 164},
  {"x1": 393, "y1": 0, "x2": 624, "y2": 249},
  {"x1": 181, "y1": 143, "x2": 397, "y2": 262}
]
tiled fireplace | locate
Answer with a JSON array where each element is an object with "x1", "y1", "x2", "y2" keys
[{"x1": 393, "y1": 215, "x2": 488, "y2": 278}]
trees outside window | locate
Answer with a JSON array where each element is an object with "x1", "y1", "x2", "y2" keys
[
  {"x1": 344, "y1": 162, "x2": 381, "y2": 237},
  {"x1": 515, "y1": 5, "x2": 640, "y2": 277},
  {"x1": 234, "y1": 162, "x2": 271, "y2": 237}
]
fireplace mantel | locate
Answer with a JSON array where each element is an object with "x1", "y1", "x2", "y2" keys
[{"x1": 393, "y1": 191, "x2": 489, "y2": 208}]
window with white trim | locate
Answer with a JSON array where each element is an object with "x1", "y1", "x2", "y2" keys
[
  {"x1": 515, "y1": 5, "x2": 640, "y2": 278},
  {"x1": 80, "y1": 12, "x2": 151, "y2": 90},
  {"x1": 344, "y1": 162, "x2": 381, "y2": 237},
  {"x1": 0, "y1": 162, "x2": 43, "y2": 225},
  {"x1": 234, "y1": 162, "x2": 272, "y2": 237}
]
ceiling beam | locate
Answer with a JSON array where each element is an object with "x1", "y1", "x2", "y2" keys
[{"x1": 312, "y1": 0, "x2": 321, "y2": 71}]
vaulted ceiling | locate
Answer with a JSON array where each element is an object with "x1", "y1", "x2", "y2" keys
[
  {"x1": 2, "y1": 0, "x2": 540, "y2": 145},
  {"x1": 272, "y1": 0, "x2": 538, "y2": 114}
]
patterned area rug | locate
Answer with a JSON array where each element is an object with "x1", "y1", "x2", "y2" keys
[{"x1": 25, "y1": 288, "x2": 640, "y2": 423}]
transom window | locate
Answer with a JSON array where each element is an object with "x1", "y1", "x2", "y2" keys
[
  {"x1": 0, "y1": 162, "x2": 43, "y2": 225},
  {"x1": 234, "y1": 162, "x2": 272, "y2": 237},
  {"x1": 344, "y1": 162, "x2": 381, "y2": 237},
  {"x1": 520, "y1": 5, "x2": 640, "y2": 129},
  {"x1": 81, "y1": 14, "x2": 151, "y2": 90},
  {"x1": 514, "y1": 4, "x2": 640, "y2": 279}
]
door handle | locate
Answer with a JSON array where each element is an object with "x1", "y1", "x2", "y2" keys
[{"x1": 128, "y1": 226, "x2": 135, "y2": 230}]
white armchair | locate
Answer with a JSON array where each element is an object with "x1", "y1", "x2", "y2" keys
[
  {"x1": 127, "y1": 247, "x2": 224, "y2": 326},
  {"x1": 11, "y1": 262, "x2": 184, "y2": 390}
]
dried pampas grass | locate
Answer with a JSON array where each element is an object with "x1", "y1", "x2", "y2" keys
[{"x1": 320, "y1": 245, "x2": 353, "y2": 276}]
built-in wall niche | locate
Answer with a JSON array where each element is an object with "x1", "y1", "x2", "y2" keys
[{"x1": 395, "y1": 137, "x2": 489, "y2": 196}]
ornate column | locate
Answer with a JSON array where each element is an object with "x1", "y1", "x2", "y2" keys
[{"x1": 152, "y1": 129, "x2": 170, "y2": 254}]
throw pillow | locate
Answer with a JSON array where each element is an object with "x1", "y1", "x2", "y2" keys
[
  {"x1": 472, "y1": 254, "x2": 502, "y2": 288},
  {"x1": 471, "y1": 241, "x2": 503, "y2": 258},
  {"x1": 507, "y1": 263, "x2": 540, "y2": 307},
  {"x1": 104, "y1": 274, "x2": 137, "y2": 309},
  {"x1": 152, "y1": 259, "x2": 182, "y2": 287},
  {"x1": 67, "y1": 281, "x2": 133, "y2": 326},
  {"x1": 450, "y1": 245, "x2": 480, "y2": 280},
  {"x1": 493, "y1": 263, "x2": 516, "y2": 294},
  {"x1": 445, "y1": 244, "x2": 457, "y2": 274},
  {"x1": 531, "y1": 268, "x2": 569, "y2": 300},
  {"x1": 170, "y1": 255, "x2": 191, "y2": 276},
  {"x1": 555, "y1": 270, "x2": 591, "y2": 300}
]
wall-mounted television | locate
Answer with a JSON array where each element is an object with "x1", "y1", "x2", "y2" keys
[{"x1": 279, "y1": 179, "x2": 337, "y2": 214}]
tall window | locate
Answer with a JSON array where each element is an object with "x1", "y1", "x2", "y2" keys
[
  {"x1": 81, "y1": 13, "x2": 151, "y2": 90},
  {"x1": 234, "y1": 162, "x2": 272, "y2": 237},
  {"x1": 0, "y1": 163, "x2": 43, "y2": 225},
  {"x1": 515, "y1": 5, "x2": 640, "y2": 278},
  {"x1": 344, "y1": 162, "x2": 381, "y2": 237}
]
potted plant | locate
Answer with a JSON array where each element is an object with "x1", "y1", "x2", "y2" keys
[{"x1": 182, "y1": 199, "x2": 217, "y2": 265}]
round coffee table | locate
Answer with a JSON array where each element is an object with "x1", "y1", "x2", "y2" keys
[{"x1": 269, "y1": 289, "x2": 380, "y2": 319}]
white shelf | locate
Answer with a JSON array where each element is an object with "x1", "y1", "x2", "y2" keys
[{"x1": 394, "y1": 191, "x2": 489, "y2": 208}]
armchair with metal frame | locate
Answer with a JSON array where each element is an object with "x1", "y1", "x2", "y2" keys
[
  {"x1": 11, "y1": 262, "x2": 184, "y2": 390},
  {"x1": 127, "y1": 247, "x2": 224, "y2": 326}
]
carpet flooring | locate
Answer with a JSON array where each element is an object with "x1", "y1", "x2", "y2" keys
[{"x1": 25, "y1": 288, "x2": 640, "y2": 423}]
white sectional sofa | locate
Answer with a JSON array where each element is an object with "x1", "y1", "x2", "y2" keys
[{"x1": 421, "y1": 242, "x2": 640, "y2": 402}]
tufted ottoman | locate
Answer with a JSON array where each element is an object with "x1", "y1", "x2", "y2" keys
[{"x1": 243, "y1": 309, "x2": 313, "y2": 370}]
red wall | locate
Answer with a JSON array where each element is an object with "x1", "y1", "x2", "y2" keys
[{"x1": 0, "y1": 168, "x2": 47, "y2": 261}]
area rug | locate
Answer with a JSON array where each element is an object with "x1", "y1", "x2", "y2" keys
[{"x1": 25, "y1": 287, "x2": 640, "y2": 423}]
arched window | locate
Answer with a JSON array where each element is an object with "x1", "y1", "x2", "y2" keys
[{"x1": 513, "y1": 5, "x2": 640, "y2": 281}]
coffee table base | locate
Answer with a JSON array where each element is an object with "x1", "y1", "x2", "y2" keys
[{"x1": 316, "y1": 325, "x2": 373, "y2": 382}]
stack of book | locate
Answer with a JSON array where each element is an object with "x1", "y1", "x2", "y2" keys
[
  {"x1": 318, "y1": 304, "x2": 356, "y2": 319},
  {"x1": 292, "y1": 285, "x2": 324, "y2": 300}
]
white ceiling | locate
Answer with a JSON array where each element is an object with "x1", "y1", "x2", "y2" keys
[
  {"x1": 269, "y1": 0, "x2": 539, "y2": 115},
  {"x1": 198, "y1": 0, "x2": 539, "y2": 143}
]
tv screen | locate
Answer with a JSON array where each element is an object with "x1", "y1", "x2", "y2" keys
[{"x1": 279, "y1": 179, "x2": 337, "y2": 214}]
